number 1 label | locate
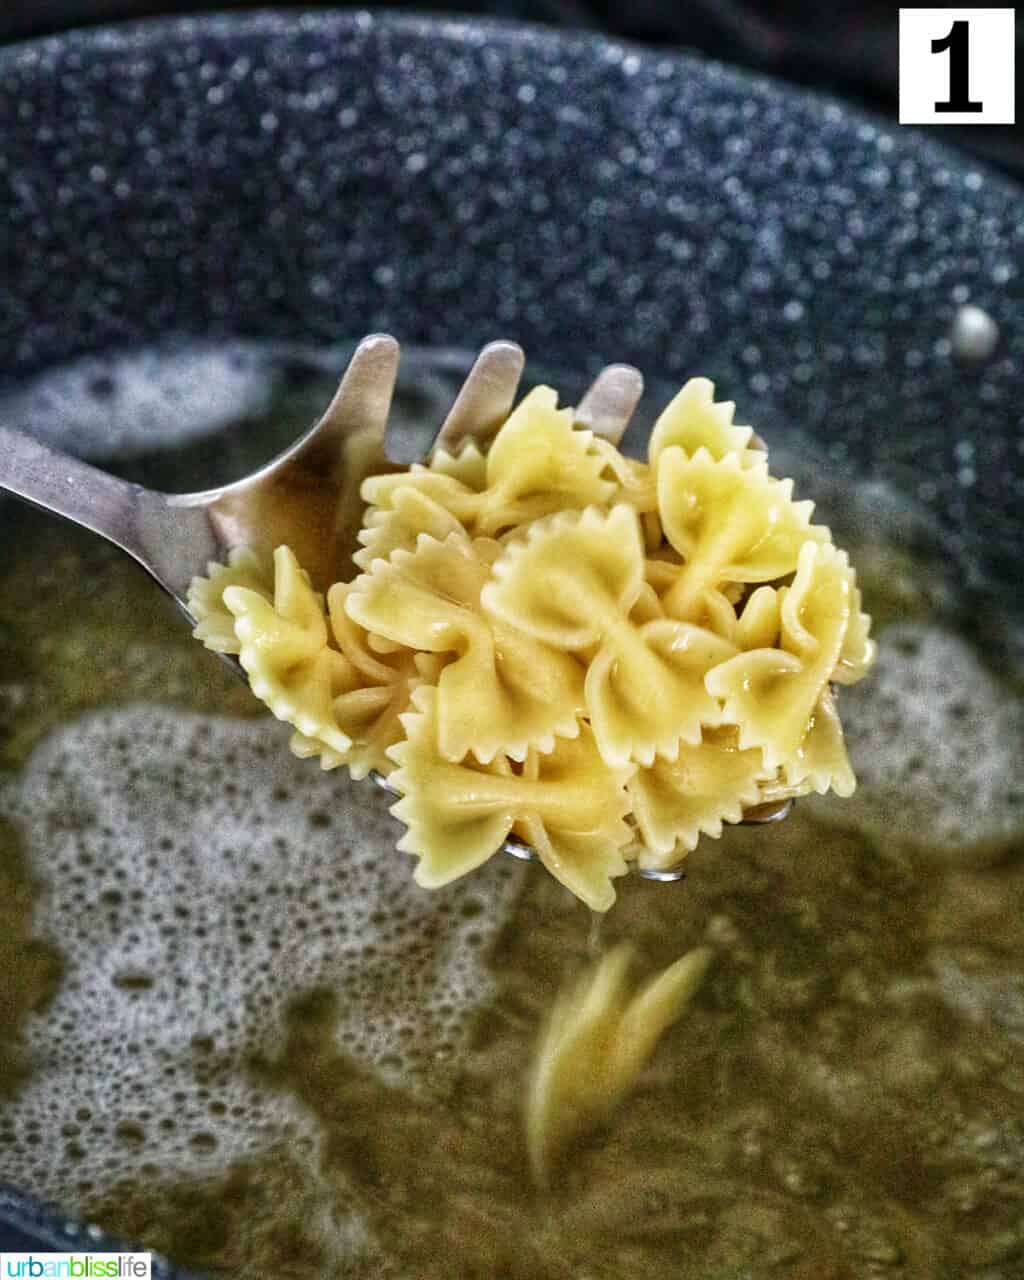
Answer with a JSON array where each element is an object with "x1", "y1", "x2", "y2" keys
[{"x1": 899, "y1": 8, "x2": 1016, "y2": 125}]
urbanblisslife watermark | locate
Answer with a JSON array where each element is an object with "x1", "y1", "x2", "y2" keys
[{"x1": 1, "y1": 1256, "x2": 151, "y2": 1279}]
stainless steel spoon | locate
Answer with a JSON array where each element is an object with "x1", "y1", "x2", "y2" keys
[{"x1": 0, "y1": 334, "x2": 792, "y2": 880}]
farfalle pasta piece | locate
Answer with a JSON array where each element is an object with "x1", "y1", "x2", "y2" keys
[
  {"x1": 629, "y1": 728, "x2": 770, "y2": 868},
  {"x1": 472, "y1": 386, "x2": 615, "y2": 534},
  {"x1": 386, "y1": 686, "x2": 633, "y2": 911},
  {"x1": 775, "y1": 580, "x2": 871, "y2": 797},
  {"x1": 428, "y1": 440, "x2": 488, "y2": 489},
  {"x1": 358, "y1": 438, "x2": 489, "y2": 526},
  {"x1": 353, "y1": 485, "x2": 466, "y2": 571},
  {"x1": 288, "y1": 730, "x2": 350, "y2": 772},
  {"x1": 346, "y1": 532, "x2": 584, "y2": 764},
  {"x1": 706, "y1": 541, "x2": 861, "y2": 772},
  {"x1": 512, "y1": 739, "x2": 635, "y2": 911},
  {"x1": 834, "y1": 578, "x2": 876, "y2": 685},
  {"x1": 647, "y1": 376, "x2": 759, "y2": 468},
  {"x1": 656, "y1": 447, "x2": 828, "y2": 621},
  {"x1": 222, "y1": 546, "x2": 358, "y2": 760},
  {"x1": 294, "y1": 582, "x2": 440, "y2": 778},
  {"x1": 646, "y1": 557, "x2": 739, "y2": 643},
  {"x1": 736, "y1": 584, "x2": 783, "y2": 651},
  {"x1": 629, "y1": 580, "x2": 666, "y2": 626},
  {"x1": 641, "y1": 510, "x2": 664, "y2": 553},
  {"x1": 781, "y1": 685, "x2": 856, "y2": 797},
  {"x1": 187, "y1": 547, "x2": 274, "y2": 654},
  {"x1": 360, "y1": 464, "x2": 480, "y2": 527},
  {"x1": 289, "y1": 647, "x2": 442, "y2": 778},
  {"x1": 483, "y1": 504, "x2": 735, "y2": 767},
  {"x1": 362, "y1": 387, "x2": 614, "y2": 538},
  {"x1": 289, "y1": 648, "x2": 446, "y2": 775},
  {"x1": 590, "y1": 437, "x2": 657, "y2": 515},
  {"x1": 643, "y1": 557, "x2": 681, "y2": 595},
  {"x1": 525, "y1": 944, "x2": 713, "y2": 1184}
]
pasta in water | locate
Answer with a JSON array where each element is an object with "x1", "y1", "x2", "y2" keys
[
  {"x1": 189, "y1": 375, "x2": 875, "y2": 909},
  {"x1": 524, "y1": 944, "x2": 713, "y2": 1185}
]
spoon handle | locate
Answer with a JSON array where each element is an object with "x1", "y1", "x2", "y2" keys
[
  {"x1": 0, "y1": 427, "x2": 144, "y2": 551},
  {"x1": 0, "y1": 427, "x2": 217, "y2": 605}
]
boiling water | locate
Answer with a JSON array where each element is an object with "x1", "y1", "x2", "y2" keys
[{"x1": 1, "y1": 343, "x2": 1023, "y2": 1278}]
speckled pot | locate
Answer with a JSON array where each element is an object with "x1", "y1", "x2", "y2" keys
[{"x1": 0, "y1": 8, "x2": 1022, "y2": 1257}]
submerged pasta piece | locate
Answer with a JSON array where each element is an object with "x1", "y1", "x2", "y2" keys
[
  {"x1": 647, "y1": 376, "x2": 759, "y2": 468},
  {"x1": 387, "y1": 686, "x2": 633, "y2": 911},
  {"x1": 525, "y1": 944, "x2": 713, "y2": 1185},
  {"x1": 483, "y1": 505, "x2": 735, "y2": 766},
  {"x1": 706, "y1": 541, "x2": 862, "y2": 771},
  {"x1": 629, "y1": 728, "x2": 770, "y2": 868},
  {"x1": 223, "y1": 546, "x2": 357, "y2": 760},
  {"x1": 656, "y1": 448, "x2": 826, "y2": 621},
  {"x1": 346, "y1": 532, "x2": 584, "y2": 764},
  {"x1": 187, "y1": 547, "x2": 274, "y2": 654}
]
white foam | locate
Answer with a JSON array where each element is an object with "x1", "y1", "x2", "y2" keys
[
  {"x1": 0, "y1": 343, "x2": 278, "y2": 457},
  {"x1": 807, "y1": 623, "x2": 1024, "y2": 864},
  {"x1": 0, "y1": 706, "x2": 523, "y2": 1206}
]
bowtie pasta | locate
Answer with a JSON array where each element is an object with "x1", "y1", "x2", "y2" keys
[
  {"x1": 525, "y1": 944, "x2": 713, "y2": 1185},
  {"x1": 189, "y1": 377, "x2": 874, "y2": 911}
]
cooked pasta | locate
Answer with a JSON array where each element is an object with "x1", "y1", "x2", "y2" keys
[
  {"x1": 647, "y1": 375, "x2": 759, "y2": 466},
  {"x1": 628, "y1": 728, "x2": 770, "y2": 867},
  {"x1": 187, "y1": 546, "x2": 274, "y2": 654},
  {"x1": 481, "y1": 505, "x2": 736, "y2": 767},
  {"x1": 346, "y1": 532, "x2": 585, "y2": 765},
  {"x1": 656, "y1": 448, "x2": 827, "y2": 621},
  {"x1": 189, "y1": 375, "x2": 875, "y2": 909},
  {"x1": 524, "y1": 944, "x2": 713, "y2": 1185},
  {"x1": 223, "y1": 546, "x2": 358, "y2": 761},
  {"x1": 705, "y1": 541, "x2": 871, "y2": 773},
  {"x1": 388, "y1": 685, "x2": 633, "y2": 911},
  {"x1": 361, "y1": 386, "x2": 614, "y2": 537}
]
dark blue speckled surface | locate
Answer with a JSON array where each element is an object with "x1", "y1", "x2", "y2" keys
[
  {"x1": 2, "y1": 13, "x2": 1024, "y2": 588},
  {"x1": 0, "y1": 8, "x2": 1022, "y2": 1257}
]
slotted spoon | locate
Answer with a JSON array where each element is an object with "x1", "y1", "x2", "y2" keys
[{"x1": 0, "y1": 334, "x2": 792, "y2": 880}]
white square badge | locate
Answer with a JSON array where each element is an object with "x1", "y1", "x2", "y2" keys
[{"x1": 899, "y1": 8, "x2": 1016, "y2": 124}]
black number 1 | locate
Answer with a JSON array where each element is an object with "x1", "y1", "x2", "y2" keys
[{"x1": 932, "y1": 20, "x2": 983, "y2": 112}]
